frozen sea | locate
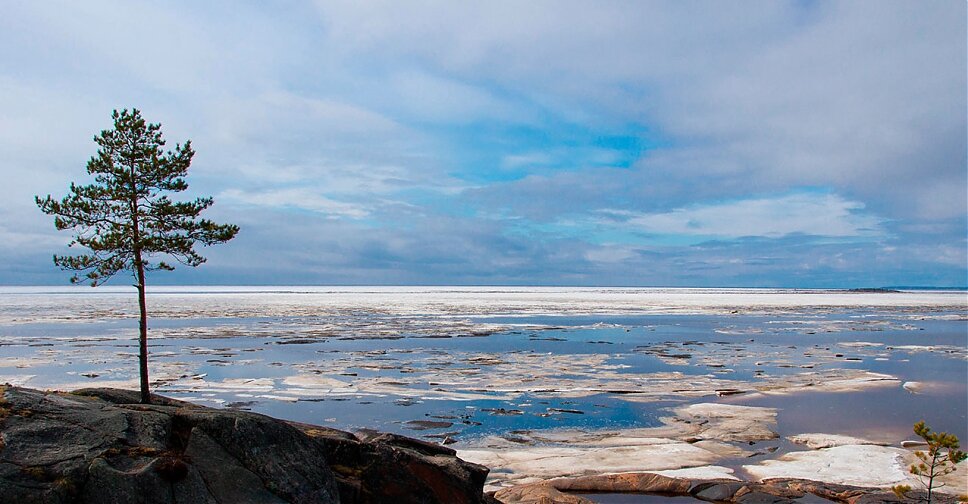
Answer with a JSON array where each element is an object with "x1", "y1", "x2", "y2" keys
[{"x1": 1, "y1": 286, "x2": 966, "y2": 477}]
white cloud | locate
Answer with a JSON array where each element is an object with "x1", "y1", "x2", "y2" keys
[
  {"x1": 386, "y1": 71, "x2": 523, "y2": 124},
  {"x1": 220, "y1": 188, "x2": 370, "y2": 219},
  {"x1": 583, "y1": 246, "x2": 637, "y2": 264},
  {"x1": 316, "y1": 0, "x2": 966, "y2": 220},
  {"x1": 0, "y1": 1, "x2": 963, "y2": 286},
  {"x1": 605, "y1": 193, "x2": 885, "y2": 239}
]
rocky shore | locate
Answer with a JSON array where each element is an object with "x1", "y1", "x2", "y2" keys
[
  {"x1": 1, "y1": 386, "x2": 963, "y2": 504},
  {"x1": 491, "y1": 472, "x2": 960, "y2": 504},
  {"x1": 0, "y1": 386, "x2": 491, "y2": 503}
]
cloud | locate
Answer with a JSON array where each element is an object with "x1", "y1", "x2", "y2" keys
[
  {"x1": 0, "y1": 1, "x2": 964, "y2": 287},
  {"x1": 219, "y1": 188, "x2": 370, "y2": 219},
  {"x1": 316, "y1": 0, "x2": 966, "y2": 219},
  {"x1": 385, "y1": 71, "x2": 524, "y2": 125},
  {"x1": 602, "y1": 192, "x2": 885, "y2": 240}
]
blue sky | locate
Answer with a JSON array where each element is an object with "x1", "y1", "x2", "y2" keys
[{"x1": 1, "y1": 1, "x2": 965, "y2": 287}]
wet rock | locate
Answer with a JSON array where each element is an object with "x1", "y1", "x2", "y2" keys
[
  {"x1": 692, "y1": 481, "x2": 746, "y2": 501},
  {"x1": 275, "y1": 339, "x2": 319, "y2": 345},
  {"x1": 547, "y1": 408, "x2": 584, "y2": 415},
  {"x1": 482, "y1": 408, "x2": 524, "y2": 416},
  {"x1": 403, "y1": 420, "x2": 455, "y2": 431}
]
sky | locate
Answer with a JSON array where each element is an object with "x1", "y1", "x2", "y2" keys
[{"x1": 1, "y1": 1, "x2": 965, "y2": 287}]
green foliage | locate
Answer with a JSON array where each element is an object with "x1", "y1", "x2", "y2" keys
[
  {"x1": 892, "y1": 420, "x2": 967, "y2": 503},
  {"x1": 36, "y1": 108, "x2": 237, "y2": 403},
  {"x1": 36, "y1": 108, "x2": 238, "y2": 286},
  {"x1": 893, "y1": 484, "x2": 914, "y2": 500}
]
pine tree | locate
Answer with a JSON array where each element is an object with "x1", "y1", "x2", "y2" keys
[
  {"x1": 892, "y1": 421, "x2": 967, "y2": 503},
  {"x1": 36, "y1": 108, "x2": 238, "y2": 404}
]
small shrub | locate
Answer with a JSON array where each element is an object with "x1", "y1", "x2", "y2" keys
[{"x1": 892, "y1": 420, "x2": 967, "y2": 503}]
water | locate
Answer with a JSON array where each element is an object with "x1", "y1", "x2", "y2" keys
[{"x1": 1, "y1": 287, "x2": 965, "y2": 484}]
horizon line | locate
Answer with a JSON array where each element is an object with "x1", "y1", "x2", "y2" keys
[{"x1": 1, "y1": 283, "x2": 965, "y2": 291}]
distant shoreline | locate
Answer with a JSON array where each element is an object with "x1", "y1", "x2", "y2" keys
[
  {"x1": 0, "y1": 284, "x2": 966, "y2": 293},
  {"x1": 0, "y1": 283, "x2": 965, "y2": 291}
]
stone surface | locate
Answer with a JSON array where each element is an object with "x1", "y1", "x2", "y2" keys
[
  {"x1": 653, "y1": 465, "x2": 740, "y2": 481},
  {"x1": 552, "y1": 472, "x2": 694, "y2": 494},
  {"x1": 461, "y1": 441, "x2": 719, "y2": 482},
  {"x1": 492, "y1": 483, "x2": 594, "y2": 504},
  {"x1": 787, "y1": 433, "x2": 887, "y2": 450},
  {"x1": 491, "y1": 473, "x2": 967, "y2": 504},
  {"x1": 743, "y1": 444, "x2": 911, "y2": 488},
  {"x1": 460, "y1": 402, "x2": 779, "y2": 490},
  {"x1": 0, "y1": 386, "x2": 490, "y2": 504},
  {"x1": 672, "y1": 403, "x2": 778, "y2": 442}
]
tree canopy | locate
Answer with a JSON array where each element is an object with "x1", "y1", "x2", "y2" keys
[
  {"x1": 36, "y1": 108, "x2": 237, "y2": 403},
  {"x1": 36, "y1": 109, "x2": 238, "y2": 286}
]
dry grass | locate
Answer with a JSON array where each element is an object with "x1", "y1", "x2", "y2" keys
[{"x1": 22, "y1": 466, "x2": 52, "y2": 481}]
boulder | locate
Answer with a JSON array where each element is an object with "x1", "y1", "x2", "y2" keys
[
  {"x1": 0, "y1": 386, "x2": 490, "y2": 504},
  {"x1": 305, "y1": 427, "x2": 488, "y2": 504}
]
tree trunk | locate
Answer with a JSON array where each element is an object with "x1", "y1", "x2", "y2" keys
[
  {"x1": 130, "y1": 154, "x2": 150, "y2": 404},
  {"x1": 136, "y1": 256, "x2": 150, "y2": 404}
]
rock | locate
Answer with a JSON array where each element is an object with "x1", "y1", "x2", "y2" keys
[
  {"x1": 656, "y1": 465, "x2": 740, "y2": 481},
  {"x1": 295, "y1": 427, "x2": 489, "y2": 504},
  {"x1": 81, "y1": 456, "x2": 220, "y2": 504},
  {"x1": 787, "y1": 433, "x2": 887, "y2": 450},
  {"x1": 553, "y1": 472, "x2": 693, "y2": 494},
  {"x1": 491, "y1": 473, "x2": 967, "y2": 504},
  {"x1": 742, "y1": 444, "x2": 911, "y2": 488},
  {"x1": 481, "y1": 408, "x2": 524, "y2": 416},
  {"x1": 459, "y1": 441, "x2": 719, "y2": 486},
  {"x1": 492, "y1": 482, "x2": 594, "y2": 504},
  {"x1": 902, "y1": 381, "x2": 923, "y2": 394},
  {"x1": 0, "y1": 386, "x2": 490, "y2": 504},
  {"x1": 459, "y1": 402, "x2": 778, "y2": 489},
  {"x1": 692, "y1": 481, "x2": 746, "y2": 501},
  {"x1": 404, "y1": 420, "x2": 455, "y2": 431},
  {"x1": 547, "y1": 408, "x2": 584, "y2": 415},
  {"x1": 733, "y1": 490, "x2": 796, "y2": 504},
  {"x1": 674, "y1": 403, "x2": 778, "y2": 442}
]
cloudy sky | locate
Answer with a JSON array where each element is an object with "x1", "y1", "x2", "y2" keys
[{"x1": 1, "y1": 1, "x2": 965, "y2": 287}]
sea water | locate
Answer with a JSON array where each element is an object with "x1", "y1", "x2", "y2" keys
[{"x1": 1, "y1": 286, "x2": 965, "y2": 444}]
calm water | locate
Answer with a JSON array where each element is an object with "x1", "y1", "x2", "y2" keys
[{"x1": 1, "y1": 287, "x2": 965, "y2": 444}]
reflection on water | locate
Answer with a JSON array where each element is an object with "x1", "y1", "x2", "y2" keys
[{"x1": 735, "y1": 385, "x2": 968, "y2": 443}]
